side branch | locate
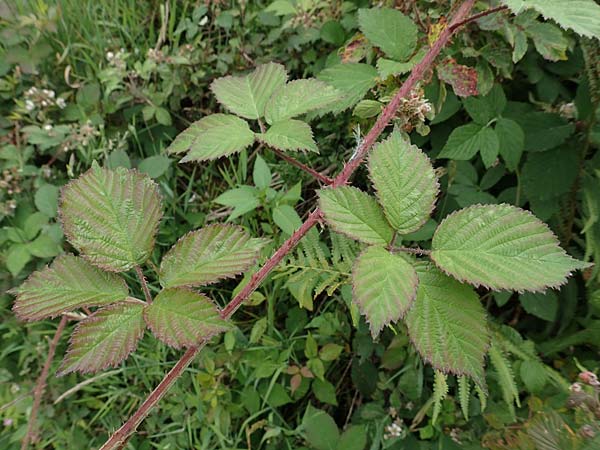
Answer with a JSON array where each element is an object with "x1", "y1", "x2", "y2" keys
[{"x1": 270, "y1": 147, "x2": 333, "y2": 185}]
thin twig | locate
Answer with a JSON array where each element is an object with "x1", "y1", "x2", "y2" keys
[
  {"x1": 449, "y1": 5, "x2": 508, "y2": 31},
  {"x1": 21, "y1": 316, "x2": 68, "y2": 450},
  {"x1": 270, "y1": 147, "x2": 333, "y2": 185},
  {"x1": 135, "y1": 266, "x2": 153, "y2": 304}
]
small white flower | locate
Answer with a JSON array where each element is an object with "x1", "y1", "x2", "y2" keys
[
  {"x1": 25, "y1": 100, "x2": 35, "y2": 111},
  {"x1": 199, "y1": 16, "x2": 209, "y2": 26},
  {"x1": 47, "y1": 90, "x2": 55, "y2": 98},
  {"x1": 43, "y1": 124, "x2": 53, "y2": 131},
  {"x1": 41, "y1": 100, "x2": 48, "y2": 107},
  {"x1": 106, "y1": 51, "x2": 115, "y2": 61},
  {"x1": 56, "y1": 98, "x2": 67, "y2": 109}
]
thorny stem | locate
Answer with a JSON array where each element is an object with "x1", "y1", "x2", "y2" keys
[
  {"x1": 135, "y1": 266, "x2": 153, "y2": 304},
  {"x1": 270, "y1": 147, "x2": 334, "y2": 185},
  {"x1": 449, "y1": 5, "x2": 509, "y2": 31},
  {"x1": 21, "y1": 316, "x2": 68, "y2": 450},
  {"x1": 99, "y1": 2, "x2": 478, "y2": 448},
  {"x1": 390, "y1": 246, "x2": 431, "y2": 256}
]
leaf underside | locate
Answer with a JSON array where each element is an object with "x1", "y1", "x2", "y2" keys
[
  {"x1": 431, "y1": 204, "x2": 591, "y2": 292},
  {"x1": 358, "y1": 7, "x2": 418, "y2": 61},
  {"x1": 58, "y1": 302, "x2": 146, "y2": 375},
  {"x1": 59, "y1": 164, "x2": 162, "y2": 272},
  {"x1": 353, "y1": 247, "x2": 418, "y2": 338},
  {"x1": 144, "y1": 288, "x2": 230, "y2": 349},
  {"x1": 316, "y1": 63, "x2": 378, "y2": 114},
  {"x1": 12, "y1": 254, "x2": 129, "y2": 321},
  {"x1": 257, "y1": 119, "x2": 318, "y2": 152},
  {"x1": 159, "y1": 224, "x2": 268, "y2": 288}
]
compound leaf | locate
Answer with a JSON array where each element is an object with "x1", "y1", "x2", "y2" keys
[
  {"x1": 59, "y1": 164, "x2": 162, "y2": 272},
  {"x1": 12, "y1": 255, "x2": 129, "y2": 321},
  {"x1": 405, "y1": 263, "x2": 489, "y2": 386},
  {"x1": 159, "y1": 224, "x2": 268, "y2": 288},
  {"x1": 144, "y1": 288, "x2": 230, "y2": 349},
  {"x1": 430, "y1": 204, "x2": 591, "y2": 292},
  {"x1": 210, "y1": 62, "x2": 287, "y2": 119},
  {"x1": 358, "y1": 7, "x2": 418, "y2": 61},
  {"x1": 318, "y1": 186, "x2": 394, "y2": 245},
  {"x1": 352, "y1": 246, "x2": 418, "y2": 338},
  {"x1": 317, "y1": 63, "x2": 378, "y2": 114},
  {"x1": 257, "y1": 119, "x2": 318, "y2": 152},
  {"x1": 58, "y1": 302, "x2": 146, "y2": 375},
  {"x1": 369, "y1": 132, "x2": 439, "y2": 234}
]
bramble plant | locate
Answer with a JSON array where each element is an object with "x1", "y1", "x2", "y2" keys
[{"x1": 9, "y1": 0, "x2": 600, "y2": 448}]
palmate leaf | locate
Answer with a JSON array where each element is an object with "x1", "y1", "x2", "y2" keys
[
  {"x1": 144, "y1": 288, "x2": 230, "y2": 349},
  {"x1": 430, "y1": 204, "x2": 591, "y2": 292},
  {"x1": 58, "y1": 302, "x2": 146, "y2": 375},
  {"x1": 59, "y1": 165, "x2": 162, "y2": 272},
  {"x1": 12, "y1": 255, "x2": 129, "y2": 321},
  {"x1": 352, "y1": 246, "x2": 418, "y2": 338},
  {"x1": 257, "y1": 119, "x2": 318, "y2": 152},
  {"x1": 358, "y1": 7, "x2": 418, "y2": 61},
  {"x1": 369, "y1": 131, "x2": 439, "y2": 234},
  {"x1": 167, "y1": 114, "x2": 255, "y2": 162},
  {"x1": 159, "y1": 224, "x2": 268, "y2": 288},
  {"x1": 210, "y1": 62, "x2": 287, "y2": 119},
  {"x1": 405, "y1": 263, "x2": 489, "y2": 386},
  {"x1": 318, "y1": 186, "x2": 394, "y2": 245},
  {"x1": 264, "y1": 79, "x2": 343, "y2": 124}
]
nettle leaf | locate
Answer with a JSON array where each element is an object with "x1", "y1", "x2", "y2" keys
[
  {"x1": 430, "y1": 204, "x2": 592, "y2": 292},
  {"x1": 264, "y1": 79, "x2": 343, "y2": 124},
  {"x1": 59, "y1": 165, "x2": 162, "y2": 272},
  {"x1": 353, "y1": 246, "x2": 418, "y2": 338},
  {"x1": 358, "y1": 7, "x2": 418, "y2": 61},
  {"x1": 405, "y1": 263, "x2": 489, "y2": 385},
  {"x1": 257, "y1": 119, "x2": 318, "y2": 152},
  {"x1": 438, "y1": 123, "x2": 499, "y2": 161},
  {"x1": 58, "y1": 303, "x2": 146, "y2": 375},
  {"x1": 369, "y1": 132, "x2": 439, "y2": 234},
  {"x1": 12, "y1": 255, "x2": 129, "y2": 321},
  {"x1": 144, "y1": 288, "x2": 230, "y2": 349},
  {"x1": 167, "y1": 114, "x2": 255, "y2": 162},
  {"x1": 318, "y1": 186, "x2": 393, "y2": 245},
  {"x1": 210, "y1": 62, "x2": 287, "y2": 119},
  {"x1": 159, "y1": 224, "x2": 268, "y2": 288},
  {"x1": 317, "y1": 63, "x2": 378, "y2": 114},
  {"x1": 501, "y1": 0, "x2": 600, "y2": 39}
]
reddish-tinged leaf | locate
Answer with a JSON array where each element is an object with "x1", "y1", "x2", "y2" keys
[{"x1": 437, "y1": 58, "x2": 479, "y2": 97}]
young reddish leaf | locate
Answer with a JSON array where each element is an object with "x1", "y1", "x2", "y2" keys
[
  {"x1": 58, "y1": 302, "x2": 146, "y2": 375},
  {"x1": 352, "y1": 246, "x2": 418, "y2": 338},
  {"x1": 159, "y1": 224, "x2": 268, "y2": 288},
  {"x1": 431, "y1": 204, "x2": 592, "y2": 292},
  {"x1": 437, "y1": 58, "x2": 479, "y2": 97},
  {"x1": 12, "y1": 255, "x2": 129, "y2": 321},
  {"x1": 59, "y1": 164, "x2": 162, "y2": 272},
  {"x1": 257, "y1": 119, "x2": 318, "y2": 152},
  {"x1": 144, "y1": 288, "x2": 230, "y2": 349}
]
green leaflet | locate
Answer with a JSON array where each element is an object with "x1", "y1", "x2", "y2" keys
[
  {"x1": 458, "y1": 375, "x2": 471, "y2": 420},
  {"x1": 495, "y1": 118, "x2": 524, "y2": 171},
  {"x1": 430, "y1": 204, "x2": 591, "y2": 292},
  {"x1": 58, "y1": 302, "x2": 146, "y2": 375},
  {"x1": 257, "y1": 119, "x2": 318, "y2": 152},
  {"x1": 405, "y1": 263, "x2": 489, "y2": 386},
  {"x1": 369, "y1": 132, "x2": 438, "y2": 234},
  {"x1": 159, "y1": 224, "x2": 268, "y2": 288},
  {"x1": 432, "y1": 371, "x2": 448, "y2": 425},
  {"x1": 210, "y1": 62, "x2": 287, "y2": 119},
  {"x1": 317, "y1": 63, "x2": 378, "y2": 114},
  {"x1": 59, "y1": 164, "x2": 162, "y2": 272},
  {"x1": 318, "y1": 186, "x2": 394, "y2": 245},
  {"x1": 358, "y1": 7, "x2": 418, "y2": 61},
  {"x1": 438, "y1": 123, "x2": 499, "y2": 162},
  {"x1": 352, "y1": 246, "x2": 418, "y2": 338},
  {"x1": 488, "y1": 343, "x2": 520, "y2": 417},
  {"x1": 144, "y1": 289, "x2": 230, "y2": 349}
]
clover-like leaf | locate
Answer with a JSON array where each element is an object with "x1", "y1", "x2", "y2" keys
[
  {"x1": 257, "y1": 119, "x2": 318, "y2": 152},
  {"x1": 58, "y1": 302, "x2": 146, "y2": 375},
  {"x1": 358, "y1": 7, "x2": 418, "y2": 61},
  {"x1": 369, "y1": 131, "x2": 439, "y2": 234},
  {"x1": 430, "y1": 204, "x2": 592, "y2": 292},
  {"x1": 405, "y1": 263, "x2": 489, "y2": 386},
  {"x1": 318, "y1": 186, "x2": 393, "y2": 245},
  {"x1": 211, "y1": 62, "x2": 288, "y2": 119},
  {"x1": 59, "y1": 164, "x2": 162, "y2": 272},
  {"x1": 159, "y1": 224, "x2": 268, "y2": 288},
  {"x1": 353, "y1": 246, "x2": 418, "y2": 338},
  {"x1": 12, "y1": 255, "x2": 129, "y2": 321},
  {"x1": 144, "y1": 288, "x2": 230, "y2": 349}
]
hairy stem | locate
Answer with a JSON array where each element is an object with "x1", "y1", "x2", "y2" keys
[
  {"x1": 21, "y1": 316, "x2": 68, "y2": 450},
  {"x1": 100, "y1": 2, "x2": 478, "y2": 448},
  {"x1": 135, "y1": 266, "x2": 153, "y2": 304}
]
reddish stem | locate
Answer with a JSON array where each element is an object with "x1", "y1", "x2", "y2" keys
[
  {"x1": 99, "y1": 2, "x2": 477, "y2": 448},
  {"x1": 270, "y1": 147, "x2": 333, "y2": 185},
  {"x1": 135, "y1": 266, "x2": 153, "y2": 304}
]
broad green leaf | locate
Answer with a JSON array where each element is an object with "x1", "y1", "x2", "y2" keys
[
  {"x1": 431, "y1": 204, "x2": 591, "y2": 291},
  {"x1": 34, "y1": 184, "x2": 59, "y2": 218},
  {"x1": 369, "y1": 132, "x2": 438, "y2": 234},
  {"x1": 58, "y1": 303, "x2": 145, "y2": 375},
  {"x1": 166, "y1": 114, "x2": 255, "y2": 162},
  {"x1": 438, "y1": 124, "x2": 499, "y2": 161},
  {"x1": 317, "y1": 63, "x2": 378, "y2": 113},
  {"x1": 462, "y1": 84, "x2": 506, "y2": 125},
  {"x1": 210, "y1": 62, "x2": 287, "y2": 119},
  {"x1": 495, "y1": 118, "x2": 524, "y2": 171},
  {"x1": 527, "y1": 22, "x2": 569, "y2": 61},
  {"x1": 302, "y1": 405, "x2": 340, "y2": 450},
  {"x1": 253, "y1": 155, "x2": 272, "y2": 190},
  {"x1": 353, "y1": 246, "x2": 418, "y2": 338},
  {"x1": 257, "y1": 119, "x2": 318, "y2": 152},
  {"x1": 59, "y1": 165, "x2": 162, "y2": 272},
  {"x1": 501, "y1": 0, "x2": 600, "y2": 39},
  {"x1": 358, "y1": 7, "x2": 418, "y2": 61},
  {"x1": 336, "y1": 426, "x2": 367, "y2": 450},
  {"x1": 519, "y1": 359, "x2": 548, "y2": 392},
  {"x1": 144, "y1": 288, "x2": 230, "y2": 349},
  {"x1": 138, "y1": 155, "x2": 171, "y2": 178},
  {"x1": 510, "y1": 112, "x2": 574, "y2": 152},
  {"x1": 318, "y1": 186, "x2": 393, "y2": 245},
  {"x1": 522, "y1": 147, "x2": 578, "y2": 201},
  {"x1": 520, "y1": 291, "x2": 558, "y2": 321},
  {"x1": 12, "y1": 255, "x2": 129, "y2": 320},
  {"x1": 405, "y1": 264, "x2": 489, "y2": 385},
  {"x1": 264, "y1": 79, "x2": 343, "y2": 124},
  {"x1": 159, "y1": 224, "x2": 268, "y2": 288}
]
